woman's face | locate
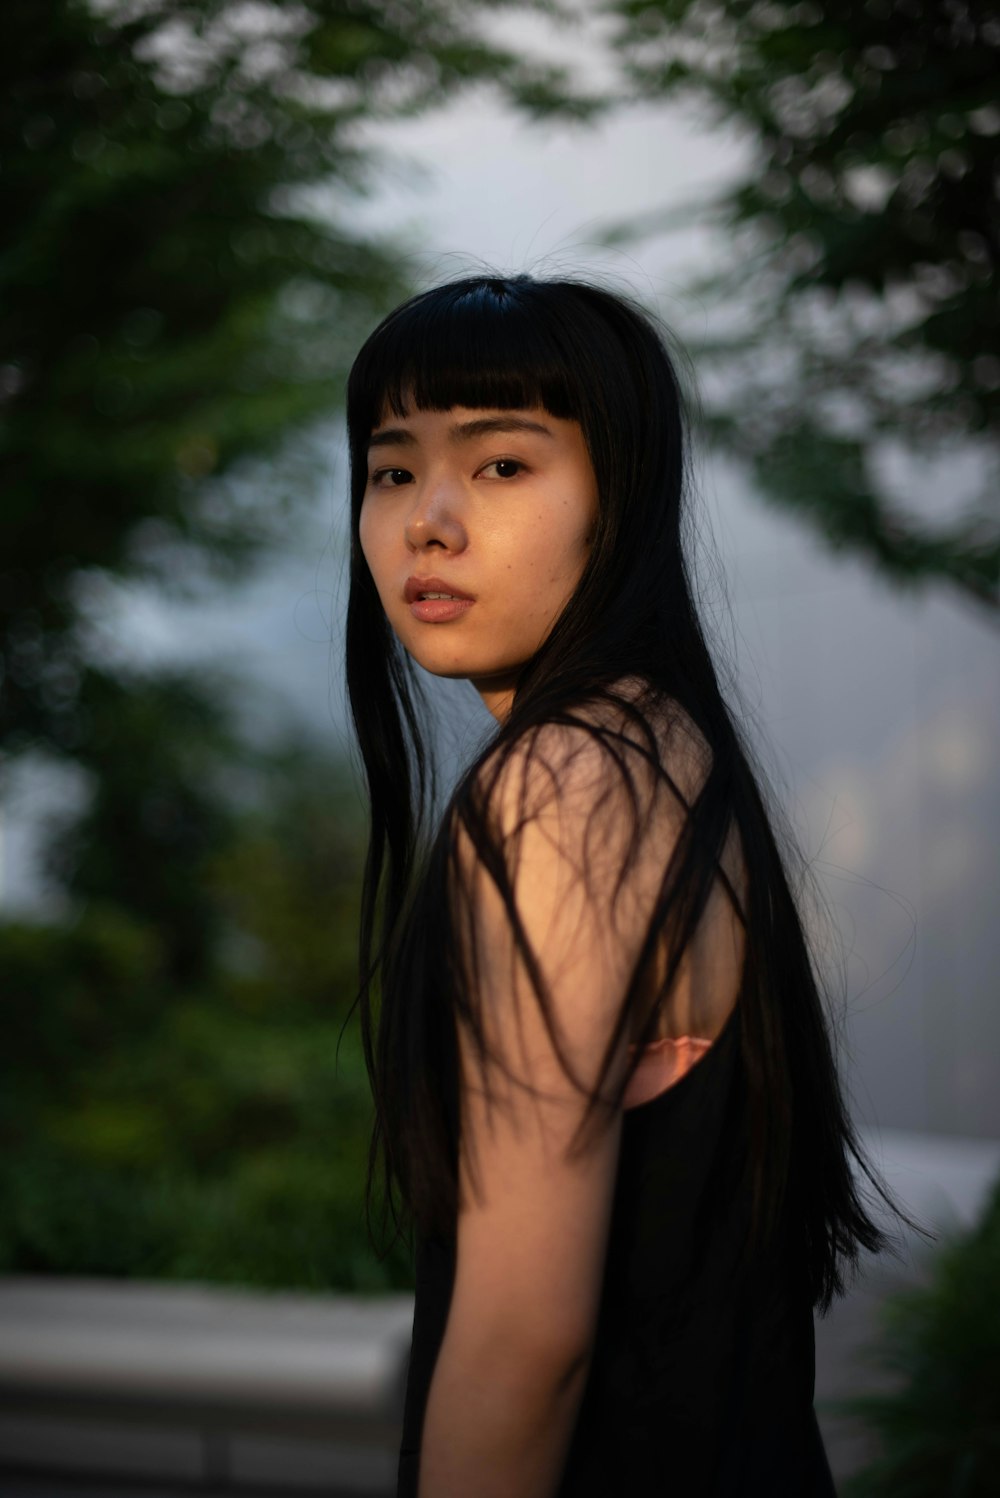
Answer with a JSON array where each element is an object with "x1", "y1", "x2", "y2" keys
[{"x1": 359, "y1": 404, "x2": 599, "y2": 720}]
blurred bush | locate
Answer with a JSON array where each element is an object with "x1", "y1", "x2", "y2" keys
[
  {"x1": 1, "y1": 727, "x2": 413, "y2": 1291},
  {"x1": 839, "y1": 1173, "x2": 1000, "y2": 1495},
  {"x1": 1, "y1": 0, "x2": 582, "y2": 1293}
]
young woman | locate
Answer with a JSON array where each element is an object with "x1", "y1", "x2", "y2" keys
[{"x1": 344, "y1": 273, "x2": 889, "y2": 1497}]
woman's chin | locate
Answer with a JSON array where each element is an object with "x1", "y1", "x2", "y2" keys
[{"x1": 405, "y1": 644, "x2": 518, "y2": 690}]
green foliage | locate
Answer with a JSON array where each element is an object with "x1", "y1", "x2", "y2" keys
[
  {"x1": 0, "y1": 0, "x2": 601, "y2": 1293},
  {"x1": 2, "y1": 902, "x2": 166, "y2": 1105},
  {"x1": 606, "y1": 0, "x2": 1000, "y2": 607},
  {"x1": 838, "y1": 1175, "x2": 1000, "y2": 1495},
  {"x1": 204, "y1": 739, "x2": 365, "y2": 1011},
  {"x1": 1, "y1": 0, "x2": 592, "y2": 758},
  {"x1": 0, "y1": 1000, "x2": 412, "y2": 1291},
  {"x1": 0, "y1": 744, "x2": 413, "y2": 1292},
  {"x1": 40, "y1": 664, "x2": 252, "y2": 982}
]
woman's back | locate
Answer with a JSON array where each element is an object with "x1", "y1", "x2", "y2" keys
[{"x1": 558, "y1": 1003, "x2": 834, "y2": 1495}]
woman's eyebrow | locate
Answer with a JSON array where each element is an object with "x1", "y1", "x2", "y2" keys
[
  {"x1": 449, "y1": 416, "x2": 555, "y2": 442},
  {"x1": 368, "y1": 426, "x2": 415, "y2": 451}
]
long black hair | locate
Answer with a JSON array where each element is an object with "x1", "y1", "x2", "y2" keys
[{"x1": 345, "y1": 272, "x2": 889, "y2": 1311}]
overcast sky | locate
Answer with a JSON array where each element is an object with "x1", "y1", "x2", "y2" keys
[{"x1": 6, "y1": 15, "x2": 998, "y2": 1145}]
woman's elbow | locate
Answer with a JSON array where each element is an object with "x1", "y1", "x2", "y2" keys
[{"x1": 453, "y1": 1315, "x2": 594, "y2": 1407}]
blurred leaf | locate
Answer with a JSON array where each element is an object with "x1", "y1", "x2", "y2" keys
[
  {"x1": 605, "y1": 0, "x2": 1000, "y2": 609},
  {"x1": 1, "y1": 0, "x2": 596, "y2": 759},
  {"x1": 205, "y1": 739, "x2": 366, "y2": 1011},
  {"x1": 0, "y1": 967, "x2": 412, "y2": 1288},
  {"x1": 39, "y1": 664, "x2": 251, "y2": 982},
  {"x1": 836, "y1": 1174, "x2": 1000, "y2": 1495},
  {"x1": 0, "y1": 0, "x2": 604, "y2": 1294},
  {"x1": 0, "y1": 726, "x2": 397, "y2": 1290}
]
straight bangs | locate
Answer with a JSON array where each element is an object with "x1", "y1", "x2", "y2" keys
[{"x1": 346, "y1": 279, "x2": 582, "y2": 464}]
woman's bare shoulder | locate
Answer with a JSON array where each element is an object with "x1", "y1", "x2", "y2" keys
[
  {"x1": 463, "y1": 678, "x2": 715, "y2": 855},
  {"x1": 585, "y1": 675, "x2": 714, "y2": 801}
]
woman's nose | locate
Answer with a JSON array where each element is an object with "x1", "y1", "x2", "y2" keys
[{"x1": 404, "y1": 477, "x2": 467, "y2": 554}]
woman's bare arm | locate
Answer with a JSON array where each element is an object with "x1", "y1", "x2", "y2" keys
[{"x1": 418, "y1": 722, "x2": 686, "y2": 1496}]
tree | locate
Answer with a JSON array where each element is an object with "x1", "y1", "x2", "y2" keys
[
  {"x1": 605, "y1": 0, "x2": 999, "y2": 609},
  {"x1": 1, "y1": 0, "x2": 591, "y2": 760},
  {"x1": 40, "y1": 664, "x2": 251, "y2": 983},
  {"x1": 0, "y1": 732, "x2": 405, "y2": 1291},
  {"x1": 0, "y1": 0, "x2": 597, "y2": 1291}
]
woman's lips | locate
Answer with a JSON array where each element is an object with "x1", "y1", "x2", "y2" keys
[
  {"x1": 409, "y1": 596, "x2": 475, "y2": 623},
  {"x1": 404, "y1": 575, "x2": 475, "y2": 624}
]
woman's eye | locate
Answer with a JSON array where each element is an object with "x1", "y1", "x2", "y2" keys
[
  {"x1": 370, "y1": 467, "x2": 413, "y2": 487},
  {"x1": 480, "y1": 458, "x2": 524, "y2": 479}
]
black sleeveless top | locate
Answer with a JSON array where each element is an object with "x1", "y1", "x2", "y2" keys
[{"x1": 396, "y1": 1004, "x2": 836, "y2": 1496}]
